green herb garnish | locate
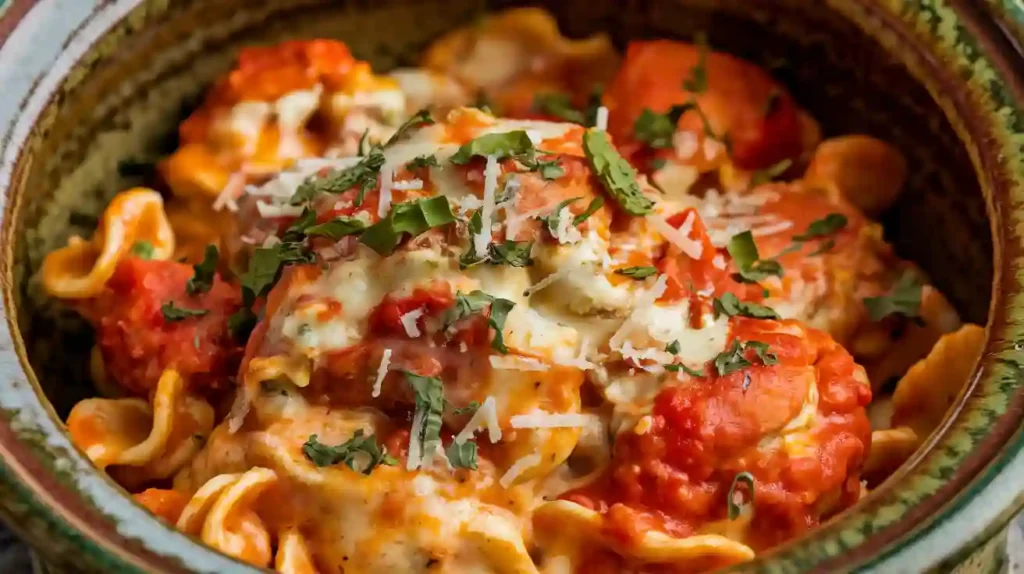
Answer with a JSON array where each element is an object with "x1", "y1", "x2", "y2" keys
[
  {"x1": 633, "y1": 104, "x2": 694, "y2": 149},
  {"x1": 792, "y1": 213, "x2": 848, "y2": 242},
  {"x1": 302, "y1": 431, "x2": 397, "y2": 474},
  {"x1": 443, "y1": 290, "x2": 516, "y2": 353},
  {"x1": 665, "y1": 363, "x2": 706, "y2": 377},
  {"x1": 583, "y1": 129, "x2": 654, "y2": 216},
  {"x1": 728, "y1": 471, "x2": 755, "y2": 520},
  {"x1": 304, "y1": 216, "x2": 367, "y2": 240},
  {"x1": 712, "y1": 292, "x2": 779, "y2": 320},
  {"x1": 186, "y1": 244, "x2": 219, "y2": 295},
  {"x1": 573, "y1": 196, "x2": 604, "y2": 226},
  {"x1": 713, "y1": 340, "x2": 777, "y2": 376},
  {"x1": 445, "y1": 440, "x2": 479, "y2": 470},
  {"x1": 131, "y1": 241, "x2": 155, "y2": 260},
  {"x1": 863, "y1": 270, "x2": 923, "y2": 322},
  {"x1": 386, "y1": 109, "x2": 435, "y2": 147},
  {"x1": 749, "y1": 159, "x2": 793, "y2": 188},
  {"x1": 533, "y1": 92, "x2": 586, "y2": 124},
  {"x1": 359, "y1": 196, "x2": 456, "y2": 256},
  {"x1": 727, "y1": 231, "x2": 783, "y2": 284},
  {"x1": 405, "y1": 371, "x2": 446, "y2": 457},
  {"x1": 291, "y1": 147, "x2": 386, "y2": 205},
  {"x1": 450, "y1": 131, "x2": 536, "y2": 164},
  {"x1": 161, "y1": 301, "x2": 209, "y2": 322},
  {"x1": 406, "y1": 154, "x2": 440, "y2": 171},
  {"x1": 666, "y1": 340, "x2": 681, "y2": 354},
  {"x1": 615, "y1": 266, "x2": 658, "y2": 279}
]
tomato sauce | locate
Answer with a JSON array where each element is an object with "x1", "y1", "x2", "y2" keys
[
  {"x1": 603, "y1": 40, "x2": 807, "y2": 171},
  {"x1": 564, "y1": 318, "x2": 871, "y2": 551},
  {"x1": 79, "y1": 258, "x2": 243, "y2": 397}
]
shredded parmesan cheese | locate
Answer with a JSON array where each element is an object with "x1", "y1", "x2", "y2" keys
[
  {"x1": 648, "y1": 214, "x2": 703, "y2": 259},
  {"x1": 489, "y1": 355, "x2": 549, "y2": 371},
  {"x1": 454, "y1": 396, "x2": 501, "y2": 444},
  {"x1": 595, "y1": 106, "x2": 609, "y2": 131},
  {"x1": 256, "y1": 201, "x2": 305, "y2": 219},
  {"x1": 473, "y1": 154, "x2": 499, "y2": 254},
  {"x1": 500, "y1": 453, "x2": 542, "y2": 488},
  {"x1": 378, "y1": 165, "x2": 393, "y2": 218},
  {"x1": 509, "y1": 410, "x2": 599, "y2": 429},
  {"x1": 392, "y1": 178, "x2": 424, "y2": 191},
  {"x1": 372, "y1": 349, "x2": 392, "y2": 398},
  {"x1": 399, "y1": 309, "x2": 424, "y2": 338}
]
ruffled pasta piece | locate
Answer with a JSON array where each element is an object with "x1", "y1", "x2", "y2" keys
[
  {"x1": 535, "y1": 500, "x2": 754, "y2": 571},
  {"x1": 276, "y1": 528, "x2": 318, "y2": 574},
  {"x1": 177, "y1": 468, "x2": 276, "y2": 568},
  {"x1": 857, "y1": 284, "x2": 962, "y2": 389},
  {"x1": 66, "y1": 369, "x2": 214, "y2": 482},
  {"x1": 422, "y1": 7, "x2": 616, "y2": 116},
  {"x1": 890, "y1": 324, "x2": 985, "y2": 438},
  {"x1": 805, "y1": 135, "x2": 908, "y2": 217},
  {"x1": 41, "y1": 188, "x2": 175, "y2": 299},
  {"x1": 863, "y1": 427, "x2": 919, "y2": 485},
  {"x1": 133, "y1": 488, "x2": 190, "y2": 525}
]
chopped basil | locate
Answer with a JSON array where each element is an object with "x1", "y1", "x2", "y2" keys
[
  {"x1": 749, "y1": 158, "x2": 793, "y2": 188},
  {"x1": 291, "y1": 146, "x2": 386, "y2": 205},
  {"x1": 302, "y1": 431, "x2": 397, "y2": 474},
  {"x1": 406, "y1": 154, "x2": 440, "y2": 171},
  {"x1": 808, "y1": 239, "x2": 837, "y2": 257},
  {"x1": 281, "y1": 208, "x2": 318, "y2": 243},
  {"x1": 714, "y1": 340, "x2": 752, "y2": 376},
  {"x1": 713, "y1": 340, "x2": 777, "y2": 376},
  {"x1": 539, "y1": 197, "x2": 581, "y2": 236},
  {"x1": 792, "y1": 213, "x2": 848, "y2": 242},
  {"x1": 863, "y1": 270, "x2": 923, "y2": 322},
  {"x1": 386, "y1": 109, "x2": 434, "y2": 147},
  {"x1": 524, "y1": 155, "x2": 564, "y2": 180},
  {"x1": 728, "y1": 471, "x2": 755, "y2": 520},
  {"x1": 443, "y1": 290, "x2": 516, "y2": 354},
  {"x1": 665, "y1": 340, "x2": 681, "y2": 354},
  {"x1": 573, "y1": 196, "x2": 604, "y2": 226},
  {"x1": 633, "y1": 104, "x2": 694, "y2": 149},
  {"x1": 533, "y1": 92, "x2": 586, "y2": 124},
  {"x1": 161, "y1": 301, "x2": 208, "y2": 322},
  {"x1": 451, "y1": 401, "x2": 480, "y2": 416},
  {"x1": 745, "y1": 340, "x2": 779, "y2": 366},
  {"x1": 304, "y1": 216, "x2": 367, "y2": 240},
  {"x1": 239, "y1": 242, "x2": 316, "y2": 302},
  {"x1": 186, "y1": 244, "x2": 219, "y2": 295},
  {"x1": 450, "y1": 131, "x2": 535, "y2": 164},
  {"x1": 683, "y1": 35, "x2": 710, "y2": 94},
  {"x1": 583, "y1": 129, "x2": 654, "y2": 216},
  {"x1": 727, "y1": 231, "x2": 783, "y2": 283},
  {"x1": 405, "y1": 371, "x2": 446, "y2": 455},
  {"x1": 357, "y1": 129, "x2": 370, "y2": 156},
  {"x1": 445, "y1": 440, "x2": 479, "y2": 470},
  {"x1": 131, "y1": 240, "x2": 155, "y2": 260},
  {"x1": 488, "y1": 241, "x2": 534, "y2": 267},
  {"x1": 228, "y1": 307, "x2": 259, "y2": 342},
  {"x1": 665, "y1": 363, "x2": 706, "y2": 377},
  {"x1": 616, "y1": 266, "x2": 658, "y2": 279},
  {"x1": 712, "y1": 292, "x2": 779, "y2": 320},
  {"x1": 359, "y1": 196, "x2": 457, "y2": 256}
]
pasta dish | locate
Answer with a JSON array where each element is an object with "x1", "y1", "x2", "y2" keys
[{"x1": 41, "y1": 8, "x2": 984, "y2": 573}]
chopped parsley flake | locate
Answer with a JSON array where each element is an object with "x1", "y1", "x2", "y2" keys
[
  {"x1": 185, "y1": 244, "x2": 219, "y2": 295},
  {"x1": 583, "y1": 129, "x2": 654, "y2": 216},
  {"x1": 161, "y1": 301, "x2": 208, "y2": 322},
  {"x1": 863, "y1": 270, "x2": 923, "y2": 322},
  {"x1": 302, "y1": 431, "x2": 397, "y2": 474}
]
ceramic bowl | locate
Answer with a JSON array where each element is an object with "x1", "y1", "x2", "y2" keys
[{"x1": 0, "y1": 0, "x2": 1021, "y2": 572}]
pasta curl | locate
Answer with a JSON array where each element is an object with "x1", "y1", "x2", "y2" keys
[{"x1": 41, "y1": 188, "x2": 174, "y2": 299}]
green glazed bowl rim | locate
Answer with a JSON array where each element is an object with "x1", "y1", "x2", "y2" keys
[{"x1": 0, "y1": 1, "x2": 1021, "y2": 572}]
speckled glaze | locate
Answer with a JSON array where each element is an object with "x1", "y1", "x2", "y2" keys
[{"x1": 0, "y1": 1, "x2": 1020, "y2": 573}]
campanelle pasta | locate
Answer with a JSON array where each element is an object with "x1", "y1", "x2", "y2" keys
[{"x1": 41, "y1": 10, "x2": 983, "y2": 573}]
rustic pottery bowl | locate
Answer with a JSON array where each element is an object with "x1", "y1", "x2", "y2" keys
[{"x1": 0, "y1": 0, "x2": 1021, "y2": 572}]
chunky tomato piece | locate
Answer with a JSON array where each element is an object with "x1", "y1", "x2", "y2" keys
[
  {"x1": 565, "y1": 319, "x2": 871, "y2": 551},
  {"x1": 604, "y1": 40, "x2": 806, "y2": 171},
  {"x1": 80, "y1": 258, "x2": 243, "y2": 396},
  {"x1": 133, "y1": 488, "x2": 189, "y2": 524},
  {"x1": 368, "y1": 284, "x2": 454, "y2": 337}
]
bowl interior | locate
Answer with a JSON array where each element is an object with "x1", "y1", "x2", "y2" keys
[{"x1": 9, "y1": 0, "x2": 992, "y2": 468}]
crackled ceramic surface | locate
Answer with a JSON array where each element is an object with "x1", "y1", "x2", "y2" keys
[{"x1": 0, "y1": 1, "x2": 1021, "y2": 573}]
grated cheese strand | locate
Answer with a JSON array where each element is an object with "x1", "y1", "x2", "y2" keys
[
  {"x1": 378, "y1": 165, "x2": 394, "y2": 218},
  {"x1": 372, "y1": 349, "x2": 392, "y2": 398},
  {"x1": 500, "y1": 453, "x2": 542, "y2": 488},
  {"x1": 509, "y1": 410, "x2": 600, "y2": 429},
  {"x1": 473, "y1": 154, "x2": 499, "y2": 255},
  {"x1": 648, "y1": 214, "x2": 703, "y2": 259},
  {"x1": 399, "y1": 309, "x2": 424, "y2": 338},
  {"x1": 595, "y1": 106, "x2": 609, "y2": 131},
  {"x1": 454, "y1": 396, "x2": 502, "y2": 444}
]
